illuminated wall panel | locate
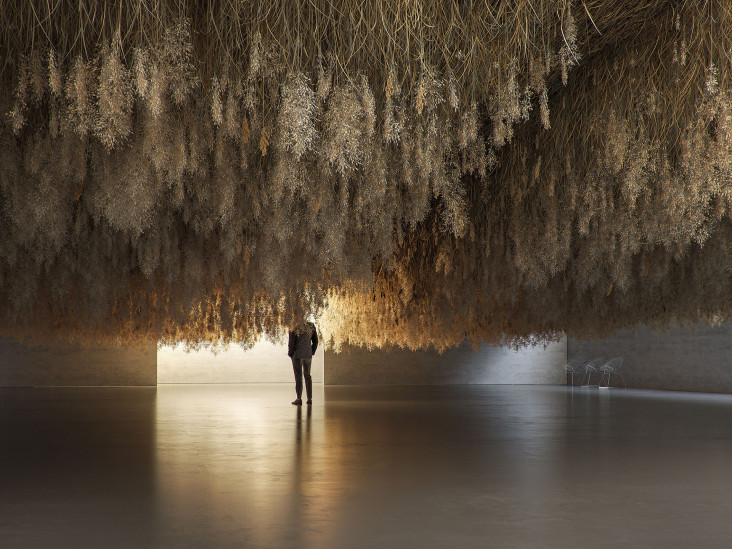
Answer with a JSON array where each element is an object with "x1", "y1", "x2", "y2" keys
[{"x1": 158, "y1": 341, "x2": 325, "y2": 384}]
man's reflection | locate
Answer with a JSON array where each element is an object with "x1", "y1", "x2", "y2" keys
[{"x1": 295, "y1": 403, "x2": 313, "y2": 443}]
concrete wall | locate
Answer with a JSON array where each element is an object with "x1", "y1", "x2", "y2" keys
[
  {"x1": 0, "y1": 338, "x2": 157, "y2": 387},
  {"x1": 4, "y1": 322, "x2": 731, "y2": 391},
  {"x1": 158, "y1": 340, "x2": 325, "y2": 384},
  {"x1": 568, "y1": 323, "x2": 732, "y2": 393},
  {"x1": 324, "y1": 338, "x2": 567, "y2": 385}
]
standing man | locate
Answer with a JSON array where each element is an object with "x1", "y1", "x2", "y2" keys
[{"x1": 288, "y1": 320, "x2": 318, "y2": 405}]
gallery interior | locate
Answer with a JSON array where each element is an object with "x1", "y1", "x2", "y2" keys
[{"x1": 3, "y1": 1, "x2": 732, "y2": 547}]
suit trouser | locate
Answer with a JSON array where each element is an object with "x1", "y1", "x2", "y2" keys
[{"x1": 292, "y1": 357, "x2": 312, "y2": 399}]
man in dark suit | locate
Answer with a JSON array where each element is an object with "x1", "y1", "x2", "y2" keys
[{"x1": 288, "y1": 321, "x2": 318, "y2": 405}]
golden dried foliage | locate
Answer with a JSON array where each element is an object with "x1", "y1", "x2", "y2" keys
[{"x1": 0, "y1": 1, "x2": 731, "y2": 352}]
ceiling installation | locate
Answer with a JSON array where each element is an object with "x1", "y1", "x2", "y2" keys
[{"x1": 0, "y1": 1, "x2": 730, "y2": 350}]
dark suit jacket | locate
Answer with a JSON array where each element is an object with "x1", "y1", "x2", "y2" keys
[{"x1": 288, "y1": 322, "x2": 318, "y2": 359}]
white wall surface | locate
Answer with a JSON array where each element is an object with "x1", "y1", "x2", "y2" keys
[
  {"x1": 158, "y1": 340, "x2": 325, "y2": 384},
  {"x1": 324, "y1": 338, "x2": 567, "y2": 385}
]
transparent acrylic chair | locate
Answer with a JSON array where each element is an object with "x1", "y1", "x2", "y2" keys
[
  {"x1": 599, "y1": 357, "x2": 625, "y2": 388},
  {"x1": 564, "y1": 358, "x2": 587, "y2": 386},
  {"x1": 581, "y1": 357, "x2": 606, "y2": 386}
]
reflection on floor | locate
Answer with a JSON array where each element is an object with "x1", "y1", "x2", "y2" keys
[{"x1": 2, "y1": 384, "x2": 732, "y2": 548}]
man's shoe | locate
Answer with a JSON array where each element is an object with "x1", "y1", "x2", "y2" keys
[
  {"x1": 306, "y1": 399, "x2": 312, "y2": 405},
  {"x1": 292, "y1": 399, "x2": 302, "y2": 406}
]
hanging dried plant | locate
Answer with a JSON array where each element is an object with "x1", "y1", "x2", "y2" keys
[
  {"x1": 415, "y1": 64, "x2": 443, "y2": 116},
  {"x1": 316, "y1": 54, "x2": 333, "y2": 102},
  {"x1": 259, "y1": 124, "x2": 271, "y2": 156},
  {"x1": 278, "y1": 72, "x2": 318, "y2": 160},
  {"x1": 64, "y1": 57, "x2": 96, "y2": 136},
  {"x1": 322, "y1": 85, "x2": 365, "y2": 175},
  {"x1": 0, "y1": 1, "x2": 731, "y2": 352},
  {"x1": 133, "y1": 48, "x2": 149, "y2": 99},
  {"x1": 360, "y1": 75, "x2": 376, "y2": 139},
  {"x1": 382, "y1": 98, "x2": 403, "y2": 144},
  {"x1": 28, "y1": 51, "x2": 45, "y2": 105},
  {"x1": 539, "y1": 85, "x2": 550, "y2": 130},
  {"x1": 48, "y1": 48, "x2": 63, "y2": 97},
  {"x1": 559, "y1": 5, "x2": 580, "y2": 86},
  {"x1": 161, "y1": 20, "x2": 198, "y2": 105},
  {"x1": 210, "y1": 76, "x2": 224, "y2": 126},
  {"x1": 9, "y1": 56, "x2": 29, "y2": 134},
  {"x1": 96, "y1": 36, "x2": 133, "y2": 150},
  {"x1": 146, "y1": 62, "x2": 167, "y2": 119},
  {"x1": 223, "y1": 86, "x2": 240, "y2": 140},
  {"x1": 248, "y1": 31, "x2": 263, "y2": 82},
  {"x1": 459, "y1": 103, "x2": 478, "y2": 150}
]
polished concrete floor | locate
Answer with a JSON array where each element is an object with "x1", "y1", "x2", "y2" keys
[{"x1": 2, "y1": 384, "x2": 732, "y2": 548}]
